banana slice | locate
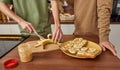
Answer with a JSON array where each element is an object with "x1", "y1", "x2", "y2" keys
[
  {"x1": 87, "y1": 48, "x2": 96, "y2": 53},
  {"x1": 68, "y1": 47, "x2": 77, "y2": 54},
  {"x1": 80, "y1": 47, "x2": 88, "y2": 52},
  {"x1": 77, "y1": 50, "x2": 85, "y2": 55},
  {"x1": 34, "y1": 41, "x2": 42, "y2": 47}
]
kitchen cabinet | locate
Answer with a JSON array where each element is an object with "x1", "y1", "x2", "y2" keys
[{"x1": 0, "y1": 24, "x2": 21, "y2": 39}]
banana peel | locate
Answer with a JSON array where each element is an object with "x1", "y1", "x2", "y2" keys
[
  {"x1": 35, "y1": 39, "x2": 60, "y2": 49},
  {"x1": 35, "y1": 34, "x2": 60, "y2": 49},
  {"x1": 41, "y1": 39, "x2": 54, "y2": 49}
]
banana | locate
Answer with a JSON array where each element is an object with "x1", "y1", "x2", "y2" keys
[
  {"x1": 47, "y1": 34, "x2": 52, "y2": 39},
  {"x1": 35, "y1": 34, "x2": 59, "y2": 49},
  {"x1": 35, "y1": 39, "x2": 55, "y2": 49},
  {"x1": 40, "y1": 39, "x2": 55, "y2": 49}
]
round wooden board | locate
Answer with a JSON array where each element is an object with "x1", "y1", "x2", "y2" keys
[{"x1": 60, "y1": 41, "x2": 102, "y2": 58}]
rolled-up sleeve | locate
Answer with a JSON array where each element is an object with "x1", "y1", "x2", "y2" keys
[
  {"x1": 0, "y1": 0, "x2": 12, "y2": 4},
  {"x1": 97, "y1": 0, "x2": 113, "y2": 42}
]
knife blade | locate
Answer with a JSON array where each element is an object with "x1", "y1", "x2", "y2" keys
[{"x1": 34, "y1": 32, "x2": 45, "y2": 40}]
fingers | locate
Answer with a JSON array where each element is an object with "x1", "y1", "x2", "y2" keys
[
  {"x1": 52, "y1": 31, "x2": 62, "y2": 42},
  {"x1": 24, "y1": 24, "x2": 32, "y2": 33},
  {"x1": 106, "y1": 44, "x2": 117, "y2": 56},
  {"x1": 52, "y1": 29, "x2": 63, "y2": 42},
  {"x1": 99, "y1": 42, "x2": 117, "y2": 56},
  {"x1": 30, "y1": 24, "x2": 37, "y2": 33},
  {"x1": 99, "y1": 44, "x2": 106, "y2": 51},
  {"x1": 58, "y1": 33, "x2": 63, "y2": 42},
  {"x1": 56, "y1": 31, "x2": 63, "y2": 42},
  {"x1": 52, "y1": 29, "x2": 59, "y2": 42},
  {"x1": 22, "y1": 22, "x2": 35, "y2": 33}
]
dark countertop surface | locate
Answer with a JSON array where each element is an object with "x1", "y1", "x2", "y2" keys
[{"x1": 0, "y1": 37, "x2": 26, "y2": 58}]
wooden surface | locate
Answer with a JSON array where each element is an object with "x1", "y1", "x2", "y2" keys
[
  {"x1": 0, "y1": 35, "x2": 120, "y2": 70},
  {"x1": 18, "y1": 40, "x2": 60, "y2": 53}
]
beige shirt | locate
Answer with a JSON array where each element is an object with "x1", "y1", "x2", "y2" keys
[{"x1": 66, "y1": 0, "x2": 113, "y2": 42}]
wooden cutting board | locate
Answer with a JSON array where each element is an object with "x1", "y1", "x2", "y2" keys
[{"x1": 19, "y1": 40, "x2": 60, "y2": 53}]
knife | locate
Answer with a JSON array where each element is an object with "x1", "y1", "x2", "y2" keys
[{"x1": 34, "y1": 31, "x2": 45, "y2": 40}]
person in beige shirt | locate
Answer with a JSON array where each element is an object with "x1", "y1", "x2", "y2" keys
[{"x1": 65, "y1": 0, "x2": 117, "y2": 56}]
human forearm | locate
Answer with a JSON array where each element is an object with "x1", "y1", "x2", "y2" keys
[
  {"x1": 50, "y1": 0, "x2": 63, "y2": 42},
  {"x1": 97, "y1": 0, "x2": 117, "y2": 56},
  {"x1": 0, "y1": 2, "x2": 36, "y2": 33},
  {"x1": 97, "y1": 0, "x2": 113, "y2": 42},
  {"x1": 0, "y1": 2, "x2": 25, "y2": 23},
  {"x1": 50, "y1": 0, "x2": 61, "y2": 28}
]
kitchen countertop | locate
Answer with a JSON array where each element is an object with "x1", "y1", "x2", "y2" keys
[
  {"x1": 0, "y1": 37, "x2": 26, "y2": 58},
  {"x1": 0, "y1": 35, "x2": 120, "y2": 70}
]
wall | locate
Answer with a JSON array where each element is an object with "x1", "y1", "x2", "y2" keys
[
  {"x1": 109, "y1": 24, "x2": 120, "y2": 57},
  {"x1": 51, "y1": 24, "x2": 74, "y2": 34}
]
